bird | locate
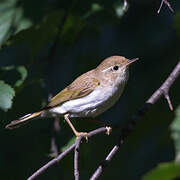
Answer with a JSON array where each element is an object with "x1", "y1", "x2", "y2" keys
[{"x1": 6, "y1": 56, "x2": 138, "y2": 139}]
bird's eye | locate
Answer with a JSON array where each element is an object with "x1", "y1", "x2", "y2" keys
[{"x1": 113, "y1": 65, "x2": 119, "y2": 71}]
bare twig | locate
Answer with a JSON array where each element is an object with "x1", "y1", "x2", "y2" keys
[
  {"x1": 165, "y1": 94, "x2": 173, "y2": 111},
  {"x1": 74, "y1": 137, "x2": 82, "y2": 180},
  {"x1": 50, "y1": 117, "x2": 61, "y2": 157},
  {"x1": 27, "y1": 143, "x2": 75, "y2": 180},
  {"x1": 90, "y1": 61, "x2": 180, "y2": 179},
  {"x1": 48, "y1": 94, "x2": 61, "y2": 157},
  {"x1": 90, "y1": 145, "x2": 120, "y2": 180},
  {"x1": 157, "y1": 0, "x2": 174, "y2": 14},
  {"x1": 27, "y1": 127, "x2": 107, "y2": 180},
  {"x1": 123, "y1": 0, "x2": 128, "y2": 11},
  {"x1": 147, "y1": 61, "x2": 180, "y2": 108}
]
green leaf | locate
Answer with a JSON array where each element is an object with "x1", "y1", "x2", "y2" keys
[
  {"x1": 143, "y1": 162, "x2": 180, "y2": 180},
  {"x1": 0, "y1": 80, "x2": 15, "y2": 111},
  {"x1": 83, "y1": 3, "x2": 103, "y2": 19},
  {"x1": 61, "y1": 136, "x2": 76, "y2": 152},
  {"x1": 0, "y1": 65, "x2": 28, "y2": 88},
  {"x1": 0, "y1": 0, "x2": 32, "y2": 46},
  {"x1": 92, "y1": 3, "x2": 103, "y2": 12},
  {"x1": 170, "y1": 105, "x2": 180, "y2": 161},
  {"x1": 14, "y1": 66, "x2": 28, "y2": 87},
  {"x1": 114, "y1": 1, "x2": 129, "y2": 18},
  {"x1": 0, "y1": 0, "x2": 16, "y2": 45}
]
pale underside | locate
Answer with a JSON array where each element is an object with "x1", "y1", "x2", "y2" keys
[{"x1": 49, "y1": 83, "x2": 126, "y2": 117}]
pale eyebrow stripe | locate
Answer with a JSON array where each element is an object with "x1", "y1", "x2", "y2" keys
[{"x1": 102, "y1": 66, "x2": 112, "y2": 72}]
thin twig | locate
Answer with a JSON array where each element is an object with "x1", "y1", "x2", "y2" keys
[
  {"x1": 157, "y1": 0, "x2": 174, "y2": 14},
  {"x1": 48, "y1": 94, "x2": 60, "y2": 157},
  {"x1": 27, "y1": 127, "x2": 107, "y2": 180},
  {"x1": 27, "y1": 144, "x2": 75, "y2": 180},
  {"x1": 147, "y1": 61, "x2": 180, "y2": 107},
  {"x1": 90, "y1": 61, "x2": 180, "y2": 179},
  {"x1": 90, "y1": 145, "x2": 120, "y2": 180},
  {"x1": 50, "y1": 117, "x2": 60, "y2": 157},
  {"x1": 123, "y1": 0, "x2": 128, "y2": 11},
  {"x1": 74, "y1": 137, "x2": 82, "y2": 180}
]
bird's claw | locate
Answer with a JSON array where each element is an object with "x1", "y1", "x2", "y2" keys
[
  {"x1": 75, "y1": 132, "x2": 88, "y2": 142},
  {"x1": 106, "y1": 126, "x2": 112, "y2": 135}
]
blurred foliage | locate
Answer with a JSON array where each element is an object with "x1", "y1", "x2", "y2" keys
[
  {"x1": 61, "y1": 136, "x2": 76, "y2": 152},
  {"x1": 0, "y1": 0, "x2": 32, "y2": 45},
  {"x1": 174, "y1": 11, "x2": 180, "y2": 38},
  {"x1": 0, "y1": 0, "x2": 180, "y2": 180},
  {"x1": 143, "y1": 162, "x2": 180, "y2": 180},
  {"x1": 8, "y1": 11, "x2": 63, "y2": 58},
  {"x1": 142, "y1": 106, "x2": 180, "y2": 180},
  {"x1": 0, "y1": 80, "x2": 15, "y2": 111},
  {"x1": 171, "y1": 106, "x2": 180, "y2": 161},
  {"x1": 0, "y1": 65, "x2": 27, "y2": 87}
]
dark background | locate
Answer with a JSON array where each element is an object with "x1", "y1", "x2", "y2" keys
[{"x1": 0, "y1": 0, "x2": 180, "y2": 179}]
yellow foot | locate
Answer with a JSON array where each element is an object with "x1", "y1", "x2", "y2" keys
[
  {"x1": 106, "y1": 126, "x2": 112, "y2": 135},
  {"x1": 75, "y1": 132, "x2": 88, "y2": 142}
]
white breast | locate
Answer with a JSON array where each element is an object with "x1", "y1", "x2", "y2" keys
[{"x1": 50, "y1": 82, "x2": 126, "y2": 118}]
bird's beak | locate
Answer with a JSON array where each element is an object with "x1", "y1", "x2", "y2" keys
[{"x1": 126, "y1": 58, "x2": 139, "y2": 66}]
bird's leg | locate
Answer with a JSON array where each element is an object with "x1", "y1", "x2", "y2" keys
[{"x1": 64, "y1": 114, "x2": 88, "y2": 140}]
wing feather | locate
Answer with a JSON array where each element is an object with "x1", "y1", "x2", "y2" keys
[{"x1": 47, "y1": 72, "x2": 100, "y2": 108}]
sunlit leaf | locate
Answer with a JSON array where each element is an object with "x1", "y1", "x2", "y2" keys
[
  {"x1": 143, "y1": 162, "x2": 180, "y2": 180},
  {"x1": 83, "y1": 3, "x2": 103, "y2": 19},
  {"x1": 0, "y1": 80, "x2": 15, "y2": 111},
  {"x1": 0, "y1": 65, "x2": 28, "y2": 88},
  {"x1": 0, "y1": 0, "x2": 16, "y2": 45},
  {"x1": 0, "y1": 0, "x2": 31, "y2": 46},
  {"x1": 14, "y1": 66, "x2": 28, "y2": 87},
  {"x1": 114, "y1": 0, "x2": 129, "y2": 18},
  {"x1": 170, "y1": 105, "x2": 180, "y2": 161}
]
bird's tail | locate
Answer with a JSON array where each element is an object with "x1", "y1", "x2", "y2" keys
[{"x1": 5, "y1": 110, "x2": 44, "y2": 129}]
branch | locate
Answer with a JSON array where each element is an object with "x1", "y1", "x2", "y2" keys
[
  {"x1": 90, "y1": 145, "x2": 120, "y2": 180},
  {"x1": 27, "y1": 144, "x2": 75, "y2": 180},
  {"x1": 90, "y1": 61, "x2": 180, "y2": 180},
  {"x1": 50, "y1": 117, "x2": 60, "y2": 157},
  {"x1": 74, "y1": 136, "x2": 82, "y2": 180},
  {"x1": 146, "y1": 61, "x2": 180, "y2": 110},
  {"x1": 123, "y1": 0, "x2": 128, "y2": 11},
  {"x1": 27, "y1": 127, "x2": 107, "y2": 180},
  {"x1": 157, "y1": 0, "x2": 174, "y2": 14}
]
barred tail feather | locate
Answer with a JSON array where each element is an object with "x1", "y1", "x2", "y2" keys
[{"x1": 6, "y1": 110, "x2": 44, "y2": 129}]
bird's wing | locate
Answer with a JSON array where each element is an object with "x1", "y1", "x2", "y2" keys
[{"x1": 47, "y1": 74, "x2": 100, "y2": 108}]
